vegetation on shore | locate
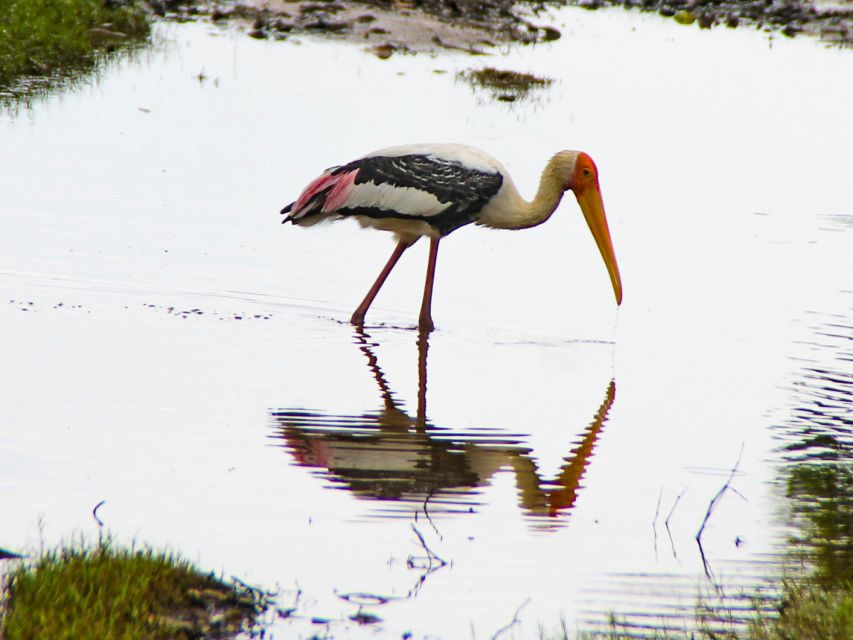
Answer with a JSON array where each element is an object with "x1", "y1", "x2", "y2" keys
[
  {"x1": 751, "y1": 578, "x2": 853, "y2": 640},
  {"x1": 0, "y1": 0, "x2": 150, "y2": 97},
  {"x1": 0, "y1": 534, "x2": 269, "y2": 640}
]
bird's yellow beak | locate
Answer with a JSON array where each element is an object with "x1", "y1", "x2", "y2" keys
[{"x1": 575, "y1": 185, "x2": 623, "y2": 305}]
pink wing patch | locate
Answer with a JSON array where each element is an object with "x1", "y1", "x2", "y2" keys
[
  {"x1": 322, "y1": 170, "x2": 358, "y2": 212},
  {"x1": 290, "y1": 168, "x2": 359, "y2": 219}
]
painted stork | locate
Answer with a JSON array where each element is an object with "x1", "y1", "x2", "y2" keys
[{"x1": 281, "y1": 143, "x2": 622, "y2": 330}]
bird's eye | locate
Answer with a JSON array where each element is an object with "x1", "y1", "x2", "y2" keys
[{"x1": 582, "y1": 168, "x2": 593, "y2": 178}]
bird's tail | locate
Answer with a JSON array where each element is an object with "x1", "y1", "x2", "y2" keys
[
  {"x1": 280, "y1": 190, "x2": 333, "y2": 226},
  {"x1": 281, "y1": 166, "x2": 353, "y2": 226}
]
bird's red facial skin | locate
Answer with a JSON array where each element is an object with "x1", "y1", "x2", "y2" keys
[{"x1": 568, "y1": 152, "x2": 599, "y2": 194}]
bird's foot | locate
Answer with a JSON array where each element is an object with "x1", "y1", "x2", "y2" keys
[
  {"x1": 350, "y1": 311, "x2": 366, "y2": 326},
  {"x1": 418, "y1": 315, "x2": 435, "y2": 332}
]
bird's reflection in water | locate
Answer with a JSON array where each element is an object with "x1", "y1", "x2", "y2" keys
[{"x1": 270, "y1": 328, "x2": 615, "y2": 530}]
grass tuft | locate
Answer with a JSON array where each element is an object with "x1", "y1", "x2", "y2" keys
[
  {"x1": 0, "y1": 0, "x2": 149, "y2": 96},
  {"x1": 750, "y1": 578, "x2": 853, "y2": 640},
  {"x1": 0, "y1": 533, "x2": 267, "y2": 640}
]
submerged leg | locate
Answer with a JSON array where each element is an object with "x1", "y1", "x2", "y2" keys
[
  {"x1": 351, "y1": 239, "x2": 412, "y2": 325},
  {"x1": 418, "y1": 237, "x2": 440, "y2": 332}
]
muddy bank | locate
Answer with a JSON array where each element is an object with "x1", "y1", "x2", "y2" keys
[
  {"x1": 151, "y1": 0, "x2": 853, "y2": 52},
  {"x1": 0, "y1": 535, "x2": 271, "y2": 640},
  {"x1": 571, "y1": 0, "x2": 853, "y2": 45},
  {"x1": 146, "y1": 0, "x2": 562, "y2": 55}
]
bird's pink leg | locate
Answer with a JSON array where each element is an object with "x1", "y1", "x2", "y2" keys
[
  {"x1": 418, "y1": 237, "x2": 440, "y2": 332},
  {"x1": 351, "y1": 240, "x2": 411, "y2": 326}
]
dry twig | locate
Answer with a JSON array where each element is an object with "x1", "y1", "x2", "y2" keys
[
  {"x1": 696, "y1": 444, "x2": 746, "y2": 577},
  {"x1": 652, "y1": 486, "x2": 663, "y2": 559},
  {"x1": 92, "y1": 499, "x2": 106, "y2": 528},
  {"x1": 423, "y1": 489, "x2": 443, "y2": 540},
  {"x1": 491, "y1": 598, "x2": 531, "y2": 639},
  {"x1": 665, "y1": 488, "x2": 687, "y2": 559}
]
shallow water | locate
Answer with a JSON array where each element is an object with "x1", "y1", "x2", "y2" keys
[{"x1": 1, "y1": 8, "x2": 852, "y2": 638}]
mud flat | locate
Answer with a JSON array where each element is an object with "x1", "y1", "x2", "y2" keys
[
  {"x1": 570, "y1": 0, "x2": 853, "y2": 45},
  {"x1": 152, "y1": 0, "x2": 853, "y2": 51},
  {"x1": 146, "y1": 0, "x2": 562, "y2": 55}
]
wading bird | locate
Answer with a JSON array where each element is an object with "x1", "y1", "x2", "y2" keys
[{"x1": 281, "y1": 143, "x2": 622, "y2": 330}]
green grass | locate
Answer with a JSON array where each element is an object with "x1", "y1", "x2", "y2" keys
[
  {"x1": 750, "y1": 578, "x2": 853, "y2": 640},
  {"x1": 0, "y1": 0, "x2": 149, "y2": 93},
  {"x1": 0, "y1": 534, "x2": 267, "y2": 640}
]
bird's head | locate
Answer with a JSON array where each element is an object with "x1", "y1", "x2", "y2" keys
[
  {"x1": 565, "y1": 151, "x2": 599, "y2": 192},
  {"x1": 560, "y1": 151, "x2": 623, "y2": 306}
]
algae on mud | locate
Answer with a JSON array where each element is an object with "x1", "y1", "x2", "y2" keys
[
  {"x1": 0, "y1": 0, "x2": 150, "y2": 101},
  {"x1": 458, "y1": 66, "x2": 553, "y2": 102},
  {"x1": 0, "y1": 535, "x2": 270, "y2": 640}
]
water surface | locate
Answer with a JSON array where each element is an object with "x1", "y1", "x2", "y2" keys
[{"x1": 1, "y1": 8, "x2": 852, "y2": 638}]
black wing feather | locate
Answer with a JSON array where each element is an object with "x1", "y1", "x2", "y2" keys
[{"x1": 331, "y1": 154, "x2": 503, "y2": 235}]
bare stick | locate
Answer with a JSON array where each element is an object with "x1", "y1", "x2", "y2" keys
[
  {"x1": 93, "y1": 499, "x2": 107, "y2": 545},
  {"x1": 652, "y1": 487, "x2": 663, "y2": 560},
  {"x1": 92, "y1": 500, "x2": 106, "y2": 528},
  {"x1": 696, "y1": 444, "x2": 745, "y2": 542},
  {"x1": 697, "y1": 535, "x2": 713, "y2": 580},
  {"x1": 37, "y1": 515, "x2": 45, "y2": 557},
  {"x1": 665, "y1": 488, "x2": 687, "y2": 560},
  {"x1": 665, "y1": 488, "x2": 687, "y2": 529},
  {"x1": 410, "y1": 523, "x2": 447, "y2": 567},
  {"x1": 405, "y1": 523, "x2": 449, "y2": 600},
  {"x1": 652, "y1": 487, "x2": 663, "y2": 526},
  {"x1": 696, "y1": 444, "x2": 745, "y2": 577},
  {"x1": 423, "y1": 489, "x2": 443, "y2": 540},
  {"x1": 491, "y1": 598, "x2": 531, "y2": 639}
]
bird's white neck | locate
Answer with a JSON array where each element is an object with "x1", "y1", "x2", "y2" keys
[{"x1": 478, "y1": 152, "x2": 577, "y2": 231}]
